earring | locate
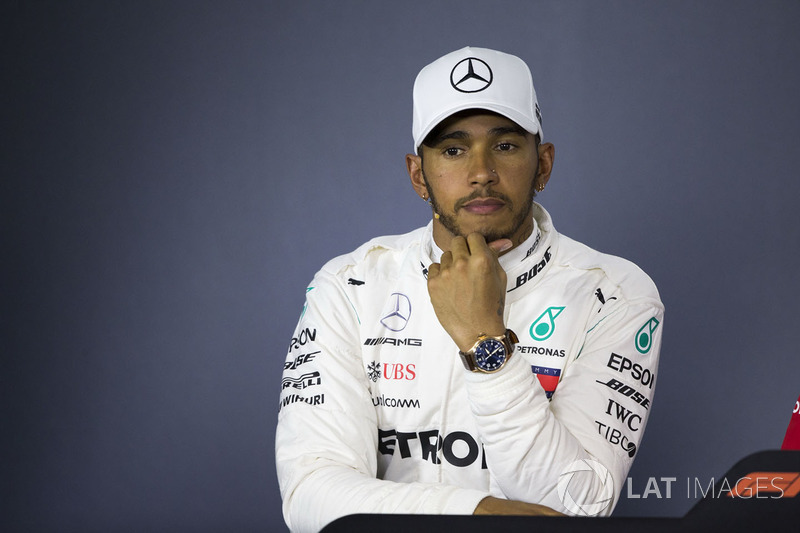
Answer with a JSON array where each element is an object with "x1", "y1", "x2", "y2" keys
[{"x1": 422, "y1": 193, "x2": 428, "y2": 201}]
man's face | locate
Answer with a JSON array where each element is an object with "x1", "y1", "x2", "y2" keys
[{"x1": 407, "y1": 111, "x2": 553, "y2": 250}]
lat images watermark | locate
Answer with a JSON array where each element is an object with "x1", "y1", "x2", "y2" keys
[
  {"x1": 557, "y1": 467, "x2": 800, "y2": 514},
  {"x1": 624, "y1": 472, "x2": 800, "y2": 500},
  {"x1": 557, "y1": 459, "x2": 614, "y2": 516}
]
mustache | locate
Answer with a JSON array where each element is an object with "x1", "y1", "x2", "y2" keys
[{"x1": 454, "y1": 190, "x2": 512, "y2": 210}]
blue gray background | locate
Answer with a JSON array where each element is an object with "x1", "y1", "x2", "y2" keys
[{"x1": 4, "y1": 1, "x2": 799, "y2": 531}]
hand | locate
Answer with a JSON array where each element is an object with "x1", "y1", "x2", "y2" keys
[
  {"x1": 426, "y1": 233, "x2": 511, "y2": 352},
  {"x1": 473, "y1": 496, "x2": 564, "y2": 516}
]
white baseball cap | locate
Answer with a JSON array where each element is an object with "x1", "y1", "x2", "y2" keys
[{"x1": 412, "y1": 46, "x2": 543, "y2": 154}]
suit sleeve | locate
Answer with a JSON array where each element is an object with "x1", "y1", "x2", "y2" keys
[
  {"x1": 276, "y1": 271, "x2": 487, "y2": 532},
  {"x1": 464, "y1": 290, "x2": 663, "y2": 516}
]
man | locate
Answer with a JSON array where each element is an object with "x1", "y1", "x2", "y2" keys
[{"x1": 276, "y1": 47, "x2": 664, "y2": 531}]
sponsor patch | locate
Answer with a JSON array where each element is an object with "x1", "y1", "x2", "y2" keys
[{"x1": 531, "y1": 365, "x2": 561, "y2": 398}]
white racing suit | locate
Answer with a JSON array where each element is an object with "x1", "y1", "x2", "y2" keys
[{"x1": 276, "y1": 203, "x2": 664, "y2": 532}]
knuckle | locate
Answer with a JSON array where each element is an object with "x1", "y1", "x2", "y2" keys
[
  {"x1": 472, "y1": 254, "x2": 492, "y2": 270},
  {"x1": 453, "y1": 255, "x2": 469, "y2": 269}
]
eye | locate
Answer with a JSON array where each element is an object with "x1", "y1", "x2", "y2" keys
[
  {"x1": 442, "y1": 146, "x2": 463, "y2": 157},
  {"x1": 496, "y1": 142, "x2": 516, "y2": 151}
]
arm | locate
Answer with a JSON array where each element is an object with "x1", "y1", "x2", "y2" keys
[
  {"x1": 427, "y1": 233, "x2": 663, "y2": 515},
  {"x1": 465, "y1": 298, "x2": 663, "y2": 514},
  {"x1": 276, "y1": 271, "x2": 488, "y2": 532}
]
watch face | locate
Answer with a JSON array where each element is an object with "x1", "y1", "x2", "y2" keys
[{"x1": 474, "y1": 338, "x2": 507, "y2": 372}]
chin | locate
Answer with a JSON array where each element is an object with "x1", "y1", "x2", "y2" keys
[
  {"x1": 463, "y1": 223, "x2": 514, "y2": 243},
  {"x1": 438, "y1": 210, "x2": 519, "y2": 243}
]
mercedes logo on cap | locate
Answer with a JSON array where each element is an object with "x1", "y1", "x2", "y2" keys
[
  {"x1": 380, "y1": 293, "x2": 412, "y2": 332},
  {"x1": 450, "y1": 57, "x2": 493, "y2": 93}
]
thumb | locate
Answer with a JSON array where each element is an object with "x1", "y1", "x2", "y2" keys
[{"x1": 488, "y1": 238, "x2": 513, "y2": 255}]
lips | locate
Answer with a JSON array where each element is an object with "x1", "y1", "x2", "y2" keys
[{"x1": 461, "y1": 197, "x2": 506, "y2": 215}]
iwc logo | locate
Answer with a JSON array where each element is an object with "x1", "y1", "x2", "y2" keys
[
  {"x1": 557, "y1": 459, "x2": 614, "y2": 516},
  {"x1": 450, "y1": 57, "x2": 493, "y2": 93}
]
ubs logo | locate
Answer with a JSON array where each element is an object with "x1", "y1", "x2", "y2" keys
[
  {"x1": 450, "y1": 57, "x2": 493, "y2": 93},
  {"x1": 380, "y1": 292, "x2": 412, "y2": 332}
]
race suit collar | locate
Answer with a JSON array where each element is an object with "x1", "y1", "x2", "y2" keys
[{"x1": 421, "y1": 202, "x2": 557, "y2": 293}]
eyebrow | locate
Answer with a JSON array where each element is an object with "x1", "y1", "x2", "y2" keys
[{"x1": 430, "y1": 125, "x2": 528, "y2": 146}]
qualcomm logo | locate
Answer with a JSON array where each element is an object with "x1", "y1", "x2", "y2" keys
[
  {"x1": 635, "y1": 317, "x2": 660, "y2": 354},
  {"x1": 380, "y1": 292, "x2": 412, "y2": 332},
  {"x1": 529, "y1": 306, "x2": 565, "y2": 341},
  {"x1": 557, "y1": 459, "x2": 614, "y2": 516}
]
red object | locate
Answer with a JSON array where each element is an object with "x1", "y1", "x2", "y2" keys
[{"x1": 781, "y1": 394, "x2": 800, "y2": 450}]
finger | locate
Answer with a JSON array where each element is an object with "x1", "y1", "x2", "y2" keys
[
  {"x1": 488, "y1": 238, "x2": 513, "y2": 255},
  {"x1": 466, "y1": 232, "x2": 491, "y2": 255},
  {"x1": 440, "y1": 251, "x2": 453, "y2": 269},
  {"x1": 427, "y1": 262, "x2": 441, "y2": 279},
  {"x1": 449, "y1": 235, "x2": 469, "y2": 258}
]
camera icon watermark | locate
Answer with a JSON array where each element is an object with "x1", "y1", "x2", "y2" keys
[{"x1": 557, "y1": 459, "x2": 615, "y2": 516}]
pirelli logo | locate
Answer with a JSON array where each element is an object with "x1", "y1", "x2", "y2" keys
[{"x1": 727, "y1": 472, "x2": 800, "y2": 498}]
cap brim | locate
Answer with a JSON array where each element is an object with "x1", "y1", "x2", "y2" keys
[{"x1": 414, "y1": 102, "x2": 541, "y2": 154}]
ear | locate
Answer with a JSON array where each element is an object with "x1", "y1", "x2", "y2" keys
[
  {"x1": 406, "y1": 153, "x2": 428, "y2": 199},
  {"x1": 535, "y1": 142, "x2": 555, "y2": 190}
]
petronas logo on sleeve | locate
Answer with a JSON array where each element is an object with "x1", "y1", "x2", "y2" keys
[
  {"x1": 635, "y1": 318, "x2": 660, "y2": 354},
  {"x1": 530, "y1": 306, "x2": 565, "y2": 341},
  {"x1": 300, "y1": 287, "x2": 314, "y2": 319}
]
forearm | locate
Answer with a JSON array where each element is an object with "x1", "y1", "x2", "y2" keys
[
  {"x1": 464, "y1": 355, "x2": 605, "y2": 509},
  {"x1": 464, "y1": 300, "x2": 663, "y2": 515},
  {"x1": 277, "y1": 409, "x2": 487, "y2": 531}
]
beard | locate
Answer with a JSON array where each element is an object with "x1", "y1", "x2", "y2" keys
[{"x1": 422, "y1": 170, "x2": 537, "y2": 244}]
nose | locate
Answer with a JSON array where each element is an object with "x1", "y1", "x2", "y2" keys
[{"x1": 468, "y1": 150, "x2": 498, "y2": 187}]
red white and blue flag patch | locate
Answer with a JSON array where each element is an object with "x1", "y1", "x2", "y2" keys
[{"x1": 531, "y1": 365, "x2": 561, "y2": 399}]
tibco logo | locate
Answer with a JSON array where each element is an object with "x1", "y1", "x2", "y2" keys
[{"x1": 557, "y1": 459, "x2": 614, "y2": 516}]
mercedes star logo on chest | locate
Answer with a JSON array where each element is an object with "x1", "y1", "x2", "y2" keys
[{"x1": 380, "y1": 293, "x2": 412, "y2": 332}]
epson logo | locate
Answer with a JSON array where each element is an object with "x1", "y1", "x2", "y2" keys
[
  {"x1": 518, "y1": 345, "x2": 566, "y2": 357},
  {"x1": 364, "y1": 337, "x2": 423, "y2": 347},
  {"x1": 289, "y1": 328, "x2": 317, "y2": 353},
  {"x1": 378, "y1": 428, "x2": 487, "y2": 469},
  {"x1": 606, "y1": 353, "x2": 656, "y2": 389}
]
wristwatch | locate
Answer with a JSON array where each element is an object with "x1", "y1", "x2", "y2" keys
[{"x1": 459, "y1": 329, "x2": 519, "y2": 373}]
